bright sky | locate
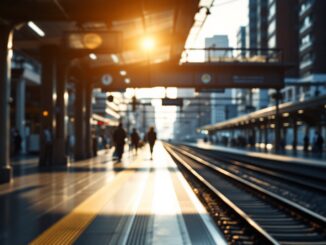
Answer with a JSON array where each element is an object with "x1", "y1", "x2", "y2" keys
[
  {"x1": 192, "y1": 0, "x2": 248, "y2": 48},
  {"x1": 124, "y1": 0, "x2": 249, "y2": 139}
]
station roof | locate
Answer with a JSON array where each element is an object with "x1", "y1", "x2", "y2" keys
[
  {"x1": 1, "y1": 0, "x2": 201, "y2": 66},
  {"x1": 202, "y1": 95, "x2": 326, "y2": 131}
]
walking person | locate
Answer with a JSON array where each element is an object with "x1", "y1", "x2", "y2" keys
[
  {"x1": 130, "y1": 128, "x2": 140, "y2": 155},
  {"x1": 113, "y1": 123, "x2": 127, "y2": 161},
  {"x1": 40, "y1": 127, "x2": 53, "y2": 166},
  {"x1": 313, "y1": 131, "x2": 324, "y2": 155},
  {"x1": 303, "y1": 134, "x2": 309, "y2": 153},
  {"x1": 146, "y1": 127, "x2": 157, "y2": 160}
]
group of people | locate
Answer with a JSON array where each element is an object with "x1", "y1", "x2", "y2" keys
[
  {"x1": 113, "y1": 123, "x2": 157, "y2": 161},
  {"x1": 304, "y1": 131, "x2": 324, "y2": 154}
]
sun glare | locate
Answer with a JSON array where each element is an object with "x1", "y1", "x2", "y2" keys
[{"x1": 141, "y1": 37, "x2": 155, "y2": 51}]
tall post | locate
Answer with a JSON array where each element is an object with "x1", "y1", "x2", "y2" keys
[
  {"x1": 39, "y1": 45, "x2": 58, "y2": 166},
  {"x1": 85, "y1": 83, "x2": 93, "y2": 158},
  {"x1": 264, "y1": 123, "x2": 268, "y2": 151},
  {"x1": 53, "y1": 59, "x2": 68, "y2": 165},
  {"x1": 74, "y1": 81, "x2": 86, "y2": 160},
  {"x1": 292, "y1": 117, "x2": 297, "y2": 152},
  {"x1": 15, "y1": 78, "x2": 26, "y2": 153},
  {"x1": 0, "y1": 24, "x2": 13, "y2": 183},
  {"x1": 274, "y1": 89, "x2": 282, "y2": 152}
]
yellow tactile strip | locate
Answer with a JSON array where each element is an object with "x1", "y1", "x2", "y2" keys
[{"x1": 30, "y1": 162, "x2": 141, "y2": 245}]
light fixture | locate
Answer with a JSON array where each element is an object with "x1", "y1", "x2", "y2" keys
[
  {"x1": 89, "y1": 53, "x2": 97, "y2": 60},
  {"x1": 282, "y1": 112, "x2": 289, "y2": 117},
  {"x1": 124, "y1": 78, "x2": 131, "y2": 84},
  {"x1": 28, "y1": 21, "x2": 45, "y2": 37},
  {"x1": 141, "y1": 37, "x2": 155, "y2": 51},
  {"x1": 42, "y1": 110, "x2": 49, "y2": 117},
  {"x1": 111, "y1": 54, "x2": 119, "y2": 63},
  {"x1": 120, "y1": 70, "x2": 127, "y2": 76},
  {"x1": 298, "y1": 110, "x2": 304, "y2": 114}
]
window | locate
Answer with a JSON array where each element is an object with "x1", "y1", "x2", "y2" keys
[
  {"x1": 268, "y1": 20, "x2": 276, "y2": 36},
  {"x1": 269, "y1": 3, "x2": 276, "y2": 20},
  {"x1": 268, "y1": 35, "x2": 276, "y2": 48}
]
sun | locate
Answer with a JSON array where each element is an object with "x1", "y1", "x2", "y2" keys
[{"x1": 141, "y1": 36, "x2": 155, "y2": 51}]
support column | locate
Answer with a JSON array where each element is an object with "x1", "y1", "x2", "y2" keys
[
  {"x1": 251, "y1": 127, "x2": 256, "y2": 147},
  {"x1": 74, "y1": 81, "x2": 86, "y2": 160},
  {"x1": 0, "y1": 24, "x2": 13, "y2": 183},
  {"x1": 274, "y1": 90, "x2": 282, "y2": 152},
  {"x1": 15, "y1": 78, "x2": 26, "y2": 153},
  {"x1": 264, "y1": 123, "x2": 268, "y2": 151},
  {"x1": 292, "y1": 117, "x2": 297, "y2": 151},
  {"x1": 84, "y1": 83, "x2": 93, "y2": 158},
  {"x1": 39, "y1": 45, "x2": 58, "y2": 166},
  {"x1": 259, "y1": 127, "x2": 263, "y2": 145},
  {"x1": 53, "y1": 60, "x2": 68, "y2": 165}
]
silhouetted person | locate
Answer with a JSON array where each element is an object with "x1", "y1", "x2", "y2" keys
[
  {"x1": 92, "y1": 133, "x2": 98, "y2": 156},
  {"x1": 313, "y1": 131, "x2": 324, "y2": 154},
  {"x1": 13, "y1": 129, "x2": 22, "y2": 155},
  {"x1": 147, "y1": 127, "x2": 157, "y2": 160},
  {"x1": 113, "y1": 123, "x2": 126, "y2": 161},
  {"x1": 130, "y1": 128, "x2": 140, "y2": 155},
  {"x1": 303, "y1": 134, "x2": 309, "y2": 153},
  {"x1": 40, "y1": 127, "x2": 53, "y2": 166}
]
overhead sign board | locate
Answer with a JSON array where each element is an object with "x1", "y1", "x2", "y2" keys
[
  {"x1": 65, "y1": 31, "x2": 122, "y2": 52},
  {"x1": 162, "y1": 98, "x2": 183, "y2": 107}
]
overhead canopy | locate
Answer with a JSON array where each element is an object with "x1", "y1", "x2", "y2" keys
[
  {"x1": 1, "y1": 0, "x2": 201, "y2": 65},
  {"x1": 202, "y1": 95, "x2": 326, "y2": 132}
]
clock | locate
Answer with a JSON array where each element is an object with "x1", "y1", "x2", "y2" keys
[
  {"x1": 102, "y1": 74, "x2": 113, "y2": 86},
  {"x1": 201, "y1": 73, "x2": 212, "y2": 84}
]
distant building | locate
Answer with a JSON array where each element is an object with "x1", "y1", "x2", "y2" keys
[
  {"x1": 248, "y1": 0, "x2": 268, "y2": 54},
  {"x1": 266, "y1": 0, "x2": 326, "y2": 103},
  {"x1": 298, "y1": 0, "x2": 326, "y2": 83},
  {"x1": 205, "y1": 35, "x2": 230, "y2": 61},
  {"x1": 267, "y1": 0, "x2": 299, "y2": 77},
  {"x1": 204, "y1": 35, "x2": 237, "y2": 124},
  {"x1": 173, "y1": 89, "x2": 198, "y2": 141},
  {"x1": 246, "y1": 0, "x2": 272, "y2": 110},
  {"x1": 256, "y1": 0, "x2": 268, "y2": 52},
  {"x1": 237, "y1": 26, "x2": 247, "y2": 57}
]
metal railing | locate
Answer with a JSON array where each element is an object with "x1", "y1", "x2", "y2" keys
[{"x1": 181, "y1": 47, "x2": 283, "y2": 64}]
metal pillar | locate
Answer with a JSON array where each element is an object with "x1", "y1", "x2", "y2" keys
[
  {"x1": 259, "y1": 127, "x2": 263, "y2": 145},
  {"x1": 85, "y1": 83, "x2": 93, "y2": 158},
  {"x1": 264, "y1": 124, "x2": 268, "y2": 151},
  {"x1": 39, "y1": 45, "x2": 57, "y2": 166},
  {"x1": 292, "y1": 117, "x2": 297, "y2": 151},
  {"x1": 274, "y1": 90, "x2": 282, "y2": 152},
  {"x1": 74, "y1": 81, "x2": 86, "y2": 160},
  {"x1": 0, "y1": 24, "x2": 13, "y2": 183},
  {"x1": 251, "y1": 127, "x2": 256, "y2": 147},
  {"x1": 53, "y1": 60, "x2": 68, "y2": 165},
  {"x1": 15, "y1": 78, "x2": 26, "y2": 153}
]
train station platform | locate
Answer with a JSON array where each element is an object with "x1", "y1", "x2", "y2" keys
[
  {"x1": 0, "y1": 142, "x2": 225, "y2": 245},
  {"x1": 189, "y1": 142, "x2": 326, "y2": 167}
]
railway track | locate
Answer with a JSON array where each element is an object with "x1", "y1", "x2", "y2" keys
[
  {"x1": 177, "y1": 144, "x2": 326, "y2": 217},
  {"x1": 164, "y1": 143, "x2": 326, "y2": 245}
]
